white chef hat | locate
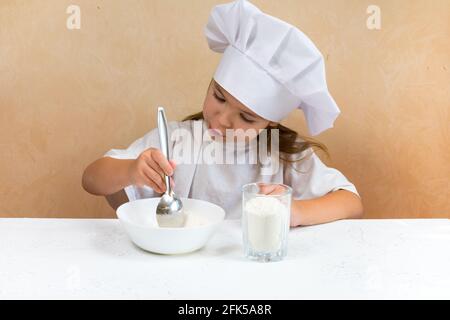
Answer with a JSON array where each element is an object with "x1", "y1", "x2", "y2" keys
[{"x1": 204, "y1": 0, "x2": 341, "y2": 136}]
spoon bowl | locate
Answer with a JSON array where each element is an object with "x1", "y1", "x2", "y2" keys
[{"x1": 156, "y1": 193, "x2": 185, "y2": 227}]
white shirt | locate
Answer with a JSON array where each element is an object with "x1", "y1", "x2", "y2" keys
[{"x1": 104, "y1": 119, "x2": 359, "y2": 219}]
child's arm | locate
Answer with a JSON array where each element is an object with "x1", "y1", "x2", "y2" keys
[
  {"x1": 82, "y1": 148, "x2": 175, "y2": 196},
  {"x1": 105, "y1": 189, "x2": 130, "y2": 211},
  {"x1": 290, "y1": 190, "x2": 363, "y2": 227},
  {"x1": 82, "y1": 157, "x2": 135, "y2": 196}
]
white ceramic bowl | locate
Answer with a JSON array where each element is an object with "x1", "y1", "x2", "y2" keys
[{"x1": 116, "y1": 198, "x2": 226, "y2": 255}]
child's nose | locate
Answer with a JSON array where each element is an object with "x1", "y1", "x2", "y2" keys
[{"x1": 217, "y1": 109, "x2": 233, "y2": 130}]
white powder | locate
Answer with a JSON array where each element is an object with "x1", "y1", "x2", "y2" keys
[
  {"x1": 183, "y1": 210, "x2": 208, "y2": 227},
  {"x1": 156, "y1": 211, "x2": 187, "y2": 228},
  {"x1": 157, "y1": 209, "x2": 210, "y2": 228},
  {"x1": 244, "y1": 196, "x2": 288, "y2": 252}
]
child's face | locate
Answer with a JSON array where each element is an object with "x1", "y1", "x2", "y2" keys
[{"x1": 202, "y1": 79, "x2": 277, "y2": 142}]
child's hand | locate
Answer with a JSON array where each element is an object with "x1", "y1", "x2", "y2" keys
[
  {"x1": 128, "y1": 148, "x2": 176, "y2": 194},
  {"x1": 257, "y1": 183, "x2": 287, "y2": 195}
]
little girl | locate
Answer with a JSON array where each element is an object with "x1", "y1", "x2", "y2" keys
[{"x1": 82, "y1": 0, "x2": 363, "y2": 227}]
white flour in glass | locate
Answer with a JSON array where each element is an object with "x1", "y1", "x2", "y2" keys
[{"x1": 244, "y1": 196, "x2": 288, "y2": 252}]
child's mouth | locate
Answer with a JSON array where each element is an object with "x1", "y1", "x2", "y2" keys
[{"x1": 207, "y1": 125, "x2": 224, "y2": 137}]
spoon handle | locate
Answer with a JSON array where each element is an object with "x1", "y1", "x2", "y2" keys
[{"x1": 157, "y1": 106, "x2": 172, "y2": 195}]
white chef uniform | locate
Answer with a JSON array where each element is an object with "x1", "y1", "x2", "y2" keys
[{"x1": 104, "y1": 119, "x2": 359, "y2": 219}]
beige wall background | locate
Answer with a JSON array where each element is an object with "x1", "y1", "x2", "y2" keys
[{"x1": 0, "y1": 0, "x2": 449, "y2": 219}]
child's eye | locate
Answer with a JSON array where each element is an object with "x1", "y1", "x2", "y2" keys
[
  {"x1": 213, "y1": 92, "x2": 226, "y2": 103},
  {"x1": 240, "y1": 113, "x2": 255, "y2": 123}
]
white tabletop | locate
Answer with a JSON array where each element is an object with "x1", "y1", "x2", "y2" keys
[{"x1": 0, "y1": 218, "x2": 449, "y2": 299}]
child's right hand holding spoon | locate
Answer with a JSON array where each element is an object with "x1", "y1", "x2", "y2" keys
[{"x1": 128, "y1": 147, "x2": 176, "y2": 194}]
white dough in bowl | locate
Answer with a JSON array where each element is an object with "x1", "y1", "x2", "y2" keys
[{"x1": 183, "y1": 210, "x2": 209, "y2": 227}]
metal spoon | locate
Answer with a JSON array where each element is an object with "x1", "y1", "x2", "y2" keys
[{"x1": 155, "y1": 106, "x2": 185, "y2": 228}]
